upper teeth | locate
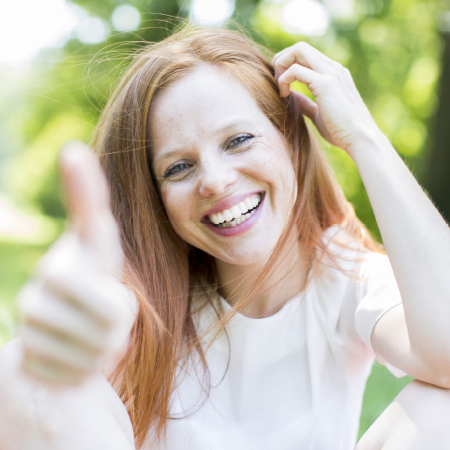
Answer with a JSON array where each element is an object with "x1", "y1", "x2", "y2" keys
[{"x1": 209, "y1": 194, "x2": 261, "y2": 225}]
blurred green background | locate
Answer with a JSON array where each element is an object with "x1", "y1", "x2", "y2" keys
[{"x1": 2, "y1": 0, "x2": 450, "y2": 439}]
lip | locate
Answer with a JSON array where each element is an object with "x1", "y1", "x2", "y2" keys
[
  {"x1": 203, "y1": 194, "x2": 265, "y2": 237},
  {"x1": 202, "y1": 190, "x2": 265, "y2": 221}
]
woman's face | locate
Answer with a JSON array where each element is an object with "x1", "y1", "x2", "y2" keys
[{"x1": 149, "y1": 65, "x2": 298, "y2": 266}]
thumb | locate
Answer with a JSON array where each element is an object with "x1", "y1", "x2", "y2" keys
[
  {"x1": 59, "y1": 141, "x2": 123, "y2": 276},
  {"x1": 291, "y1": 90, "x2": 318, "y2": 122},
  {"x1": 291, "y1": 90, "x2": 334, "y2": 145}
]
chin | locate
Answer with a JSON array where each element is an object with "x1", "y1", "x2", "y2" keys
[{"x1": 210, "y1": 241, "x2": 278, "y2": 267}]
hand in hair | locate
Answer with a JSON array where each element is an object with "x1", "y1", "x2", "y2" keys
[
  {"x1": 272, "y1": 42, "x2": 381, "y2": 156},
  {"x1": 17, "y1": 142, "x2": 137, "y2": 385}
]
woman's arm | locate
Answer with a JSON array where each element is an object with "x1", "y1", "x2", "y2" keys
[
  {"x1": 0, "y1": 143, "x2": 138, "y2": 449},
  {"x1": 351, "y1": 131, "x2": 450, "y2": 386},
  {"x1": 272, "y1": 42, "x2": 450, "y2": 386}
]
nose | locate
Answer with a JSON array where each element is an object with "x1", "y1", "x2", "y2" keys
[{"x1": 197, "y1": 157, "x2": 238, "y2": 198}]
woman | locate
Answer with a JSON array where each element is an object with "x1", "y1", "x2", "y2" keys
[{"x1": 1, "y1": 26, "x2": 450, "y2": 450}]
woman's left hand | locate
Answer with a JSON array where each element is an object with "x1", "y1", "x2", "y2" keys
[{"x1": 272, "y1": 42, "x2": 382, "y2": 156}]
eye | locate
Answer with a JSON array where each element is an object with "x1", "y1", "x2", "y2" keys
[
  {"x1": 164, "y1": 162, "x2": 191, "y2": 179},
  {"x1": 228, "y1": 134, "x2": 254, "y2": 149}
]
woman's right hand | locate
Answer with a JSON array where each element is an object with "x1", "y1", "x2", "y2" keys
[{"x1": 17, "y1": 142, "x2": 137, "y2": 385}]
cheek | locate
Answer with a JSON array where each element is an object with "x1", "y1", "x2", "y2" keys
[
  {"x1": 161, "y1": 187, "x2": 193, "y2": 235},
  {"x1": 261, "y1": 142, "x2": 297, "y2": 193},
  {"x1": 269, "y1": 147, "x2": 298, "y2": 209}
]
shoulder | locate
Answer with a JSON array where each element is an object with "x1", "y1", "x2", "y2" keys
[
  {"x1": 315, "y1": 224, "x2": 384, "y2": 279},
  {"x1": 312, "y1": 226, "x2": 395, "y2": 313}
]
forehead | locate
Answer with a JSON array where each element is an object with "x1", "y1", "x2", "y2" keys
[{"x1": 148, "y1": 65, "x2": 269, "y2": 152}]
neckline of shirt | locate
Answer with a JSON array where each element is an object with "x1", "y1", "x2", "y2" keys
[{"x1": 218, "y1": 268, "x2": 317, "y2": 323}]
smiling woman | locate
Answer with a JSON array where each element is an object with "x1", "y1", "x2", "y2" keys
[
  {"x1": 150, "y1": 64, "x2": 298, "y2": 263},
  {"x1": 2, "y1": 24, "x2": 450, "y2": 450}
]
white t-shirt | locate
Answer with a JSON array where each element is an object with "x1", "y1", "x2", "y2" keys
[{"x1": 148, "y1": 227, "x2": 405, "y2": 450}]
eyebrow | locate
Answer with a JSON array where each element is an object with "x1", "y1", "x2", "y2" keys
[{"x1": 152, "y1": 116, "x2": 260, "y2": 167}]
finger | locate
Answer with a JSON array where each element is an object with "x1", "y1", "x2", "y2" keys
[
  {"x1": 42, "y1": 255, "x2": 138, "y2": 352},
  {"x1": 22, "y1": 348, "x2": 90, "y2": 385},
  {"x1": 272, "y1": 47, "x2": 290, "y2": 75},
  {"x1": 273, "y1": 42, "x2": 336, "y2": 81},
  {"x1": 59, "y1": 142, "x2": 122, "y2": 275},
  {"x1": 30, "y1": 233, "x2": 120, "y2": 327},
  {"x1": 291, "y1": 91, "x2": 333, "y2": 144},
  {"x1": 20, "y1": 284, "x2": 109, "y2": 353},
  {"x1": 290, "y1": 90, "x2": 318, "y2": 122},
  {"x1": 43, "y1": 270, "x2": 121, "y2": 330},
  {"x1": 277, "y1": 64, "x2": 319, "y2": 97},
  {"x1": 21, "y1": 324, "x2": 100, "y2": 374}
]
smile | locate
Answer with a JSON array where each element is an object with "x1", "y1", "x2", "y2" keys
[{"x1": 208, "y1": 193, "x2": 262, "y2": 228}]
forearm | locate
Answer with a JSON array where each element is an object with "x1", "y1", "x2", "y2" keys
[{"x1": 350, "y1": 132, "x2": 450, "y2": 366}]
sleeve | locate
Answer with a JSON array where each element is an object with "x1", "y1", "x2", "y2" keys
[{"x1": 354, "y1": 252, "x2": 407, "y2": 378}]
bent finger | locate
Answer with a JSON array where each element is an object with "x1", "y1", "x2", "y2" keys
[
  {"x1": 272, "y1": 47, "x2": 290, "y2": 76},
  {"x1": 21, "y1": 349, "x2": 90, "y2": 385},
  {"x1": 273, "y1": 42, "x2": 337, "y2": 80},
  {"x1": 43, "y1": 272, "x2": 121, "y2": 329},
  {"x1": 21, "y1": 325, "x2": 100, "y2": 376},
  {"x1": 31, "y1": 233, "x2": 121, "y2": 327},
  {"x1": 290, "y1": 90, "x2": 318, "y2": 122},
  {"x1": 277, "y1": 64, "x2": 319, "y2": 97},
  {"x1": 22, "y1": 285, "x2": 110, "y2": 353}
]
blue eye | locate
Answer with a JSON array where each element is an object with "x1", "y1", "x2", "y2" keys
[
  {"x1": 228, "y1": 134, "x2": 253, "y2": 148},
  {"x1": 164, "y1": 163, "x2": 190, "y2": 178}
]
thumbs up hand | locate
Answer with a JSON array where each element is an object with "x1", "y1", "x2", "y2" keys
[{"x1": 17, "y1": 142, "x2": 137, "y2": 385}]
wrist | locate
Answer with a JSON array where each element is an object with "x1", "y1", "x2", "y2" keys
[{"x1": 345, "y1": 129, "x2": 393, "y2": 164}]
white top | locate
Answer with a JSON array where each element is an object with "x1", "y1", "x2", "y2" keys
[{"x1": 147, "y1": 227, "x2": 405, "y2": 450}]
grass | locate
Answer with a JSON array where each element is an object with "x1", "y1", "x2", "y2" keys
[
  {"x1": 359, "y1": 363, "x2": 412, "y2": 438},
  {"x1": 0, "y1": 238, "x2": 412, "y2": 438}
]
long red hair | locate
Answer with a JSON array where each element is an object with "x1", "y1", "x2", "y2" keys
[{"x1": 91, "y1": 26, "x2": 381, "y2": 449}]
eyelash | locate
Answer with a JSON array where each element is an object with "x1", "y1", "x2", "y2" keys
[
  {"x1": 163, "y1": 134, "x2": 254, "y2": 179},
  {"x1": 228, "y1": 134, "x2": 253, "y2": 148}
]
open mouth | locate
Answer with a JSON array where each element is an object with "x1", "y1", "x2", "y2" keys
[{"x1": 207, "y1": 193, "x2": 263, "y2": 228}]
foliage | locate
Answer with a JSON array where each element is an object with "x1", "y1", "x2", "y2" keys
[
  {"x1": 0, "y1": 0, "x2": 445, "y2": 440},
  {"x1": 359, "y1": 363, "x2": 413, "y2": 438},
  {"x1": 2, "y1": 0, "x2": 442, "y2": 238},
  {"x1": 253, "y1": 0, "x2": 442, "y2": 239}
]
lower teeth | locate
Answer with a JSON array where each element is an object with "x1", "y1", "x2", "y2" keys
[{"x1": 216, "y1": 208, "x2": 257, "y2": 228}]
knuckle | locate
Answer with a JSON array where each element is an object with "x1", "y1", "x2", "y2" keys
[
  {"x1": 332, "y1": 61, "x2": 344, "y2": 71},
  {"x1": 341, "y1": 66, "x2": 351, "y2": 77},
  {"x1": 283, "y1": 63, "x2": 299, "y2": 77},
  {"x1": 321, "y1": 74, "x2": 334, "y2": 85},
  {"x1": 294, "y1": 41, "x2": 309, "y2": 52},
  {"x1": 278, "y1": 71, "x2": 288, "y2": 84},
  {"x1": 23, "y1": 305, "x2": 44, "y2": 325}
]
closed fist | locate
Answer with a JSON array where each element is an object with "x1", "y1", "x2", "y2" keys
[{"x1": 17, "y1": 142, "x2": 137, "y2": 385}]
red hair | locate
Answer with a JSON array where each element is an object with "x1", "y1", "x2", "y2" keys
[{"x1": 91, "y1": 26, "x2": 381, "y2": 449}]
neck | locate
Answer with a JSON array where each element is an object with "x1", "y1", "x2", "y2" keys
[{"x1": 215, "y1": 231, "x2": 311, "y2": 318}]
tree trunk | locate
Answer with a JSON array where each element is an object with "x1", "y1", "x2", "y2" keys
[{"x1": 427, "y1": 29, "x2": 450, "y2": 222}]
